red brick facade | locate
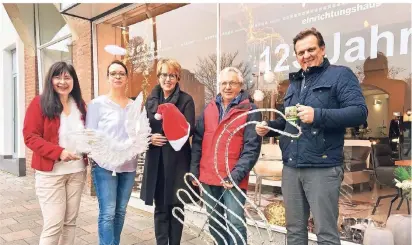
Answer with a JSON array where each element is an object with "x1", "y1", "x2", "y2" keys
[
  {"x1": 64, "y1": 16, "x2": 95, "y2": 195},
  {"x1": 65, "y1": 16, "x2": 94, "y2": 103},
  {"x1": 24, "y1": 47, "x2": 38, "y2": 176}
]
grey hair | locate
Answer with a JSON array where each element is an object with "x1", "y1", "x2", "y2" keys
[{"x1": 219, "y1": 67, "x2": 244, "y2": 84}]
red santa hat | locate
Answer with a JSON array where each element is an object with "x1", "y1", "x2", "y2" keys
[{"x1": 154, "y1": 103, "x2": 190, "y2": 151}]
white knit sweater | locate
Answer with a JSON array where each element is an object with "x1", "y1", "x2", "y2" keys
[{"x1": 36, "y1": 98, "x2": 86, "y2": 175}]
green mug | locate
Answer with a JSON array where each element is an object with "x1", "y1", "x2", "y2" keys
[{"x1": 285, "y1": 106, "x2": 298, "y2": 121}]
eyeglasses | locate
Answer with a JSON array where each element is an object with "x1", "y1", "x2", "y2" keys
[
  {"x1": 53, "y1": 76, "x2": 72, "y2": 82},
  {"x1": 159, "y1": 73, "x2": 178, "y2": 80},
  {"x1": 109, "y1": 72, "x2": 127, "y2": 78},
  {"x1": 220, "y1": 81, "x2": 241, "y2": 87}
]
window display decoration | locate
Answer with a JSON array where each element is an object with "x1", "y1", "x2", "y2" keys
[
  {"x1": 394, "y1": 166, "x2": 412, "y2": 200},
  {"x1": 104, "y1": 26, "x2": 155, "y2": 100},
  {"x1": 123, "y1": 28, "x2": 154, "y2": 100},
  {"x1": 263, "y1": 201, "x2": 286, "y2": 227},
  {"x1": 386, "y1": 214, "x2": 411, "y2": 245},
  {"x1": 104, "y1": 45, "x2": 127, "y2": 56},
  {"x1": 263, "y1": 71, "x2": 276, "y2": 84},
  {"x1": 253, "y1": 89, "x2": 265, "y2": 102}
]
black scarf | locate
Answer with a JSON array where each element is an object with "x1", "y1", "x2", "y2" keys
[{"x1": 158, "y1": 83, "x2": 181, "y2": 105}]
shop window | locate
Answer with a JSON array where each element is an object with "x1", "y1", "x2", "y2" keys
[
  {"x1": 39, "y1": 37, "x2": 73, "y2": 83},
  {"x1": 11, "y1": 49, "x2": 18, "y2": 156},
  {"x1": 95, "y1": 3, "x2": 217, "y2": 197},
  {"x1": 35, "y1": 4, "x2": 72, "y2": 91},
  {"x1": 95, "y1": 3, "x2": 215, "y2": 119},
  {"x1": 38, "y1": 4, "x2": 68, "y2": 45},
  {"x1": 93, "y1": 3, "x2": 411, "y2": 243},
  {"x1": 221, "y1": 3, "x2": 411, "y2": 244}
]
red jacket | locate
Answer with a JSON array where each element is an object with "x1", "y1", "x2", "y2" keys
[
  {"x1": 199, "y1": 99, "x2": 252, "y2": 189},
  {"x1": 23, "y1": 96, "x2": 87, "y2": 171}
]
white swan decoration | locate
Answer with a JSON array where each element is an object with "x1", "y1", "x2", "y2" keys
[{"x1": 69, "y1": 92, "x2": 151, "y2": 175}]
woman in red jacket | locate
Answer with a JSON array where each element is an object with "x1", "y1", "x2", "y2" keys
[{"x1": 23, "y1": 61, "x2": 87, "y2": 245}]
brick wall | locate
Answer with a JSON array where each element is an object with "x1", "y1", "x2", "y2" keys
[
  {"x1": 66, "y1": 16, "x2": 93, "y2": 103},
  {"x1": 24, "y1": 47, "x2": 38, "y2": 176},
  {"x1": 65, "y1": 16, "x2": 95, "y2": 195}
]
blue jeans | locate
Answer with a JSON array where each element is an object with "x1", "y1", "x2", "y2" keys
[
  {"x1": 92, "y1": 164, "x2": 136, "y2": 245},
  {"x1": 202, "y1": 184, "x2": 247, "y2": 245}
]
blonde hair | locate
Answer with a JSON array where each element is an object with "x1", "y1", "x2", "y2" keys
[{"x1": 157, "y1": 58, "x2": 182, "y2": 80}]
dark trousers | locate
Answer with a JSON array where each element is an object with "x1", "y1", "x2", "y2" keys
[
  {"x1": 153, "y1": 153, "x2": 184, "y2": 245},
  {"x1": 154, "y1": 204, "x2": 184, "y2": 245},
  {"x1": 282, "y1": 165, "x2": 343, "y2": 245}
]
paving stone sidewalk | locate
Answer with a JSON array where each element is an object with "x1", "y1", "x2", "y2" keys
[{"x1": 0, "y1": 170, "x2": 200, "y2": 245}]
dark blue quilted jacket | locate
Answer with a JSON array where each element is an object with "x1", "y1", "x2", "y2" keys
[{"x1": 267, "y1": 58, "x2": 368, "y2": 168}]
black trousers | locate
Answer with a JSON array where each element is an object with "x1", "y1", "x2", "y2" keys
[
  {"x1": 154, "y1": 204, "x2": 184, "y2": 245},
  {"x1": 154, "y1": 153, "x2": 184, "y2": 245}
]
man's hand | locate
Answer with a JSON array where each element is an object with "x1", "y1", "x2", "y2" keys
[
  {"x1": 222, "y1": 180, "x2": 234, "y2": 189},
  {"x1": 297, "y1": 105, "x2": 315, "y2": 124},
  {"x1": 255, "y1": 121, "x2": 269, "y2": 137},
  {"x1": 151, "y1": 133, "x2": 167, "y2": 146},
  {"x1": 60, "y1": 150, "x2": 80, "y2": 162}
]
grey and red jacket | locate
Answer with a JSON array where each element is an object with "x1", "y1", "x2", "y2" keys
[{"x1": 190, "y1": 92, "x2": 262, "y2": 189}]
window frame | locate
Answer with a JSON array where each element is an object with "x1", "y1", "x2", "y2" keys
[
  {"x1": 35, "y1": 4, "x2": 73, "y2": 93},
  {"x1": 11, "y1": 49, "x2": 18, "y2": 157}
]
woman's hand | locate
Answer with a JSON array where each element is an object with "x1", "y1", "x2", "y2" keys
[
  {"x1": 151, "y1": 133, "x2": 168, "y2": 147},
  {"x1": 60, "y1": 149, "x2": 80, "y2": 162}
]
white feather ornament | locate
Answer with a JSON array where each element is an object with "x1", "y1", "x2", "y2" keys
[
  {"x1": 263, "y1": 71, "x2": 276, "y2": 83},
  {"x1": 253, "y1": 89, "x2": 265, "y2": 102},
  {"x1": 104, "y1": 45, "x2": 127, "y2": 56},
  {"x1": 69, "y1": 92, "x2": 151, "y2": 175}
]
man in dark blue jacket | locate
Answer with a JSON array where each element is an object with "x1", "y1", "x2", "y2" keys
[{"x1": 256, "y1": 28, "x2": 367, "y2": 245}]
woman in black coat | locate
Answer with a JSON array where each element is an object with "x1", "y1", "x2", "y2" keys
[{"x1": 140, "y1": 58, "x2": 195, "y2": 245}]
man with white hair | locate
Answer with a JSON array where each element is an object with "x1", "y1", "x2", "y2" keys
[{"x1": 190, "y1": 67, "x2": 262, "y2": 245}]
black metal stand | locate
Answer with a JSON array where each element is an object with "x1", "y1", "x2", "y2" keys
[
  {"x1": 372, "y1": 193, "x2": 398, "y2": 215},
  {"x1": 373, "y1": 188, "x2": 411, "y2": 219},
  {"x1": 395, "y1": 189, "x2": 411, "y2": 214}
]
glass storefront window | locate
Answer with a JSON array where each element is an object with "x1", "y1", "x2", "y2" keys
[
  {"x1": 155, "y1": 4, "x2": 216, "y2": 117},
  {"x1": 96, "y1": 3, "x2": 215, "y2": 119},
  {"x1": 35, "y1": 4, "x2": 72, "y2": 91},
  {"x1": 38, "y1": 4, "x2": 68, "y2": 45},
  {"x1": 40, "y1": 37, "x2": 73, "y2": 81},
  {"x1": 220, "y1": 2, "x2": 411, "y2": 244},
  {"x1": 94, "y1": 3, "x2": 411, "y2": 244},
  {"x1": 96, "y1": 13, "x2": 155, "y2": 99},
  {"x1": 95, "y1": 3, "x2": 216, "y2": 196}
]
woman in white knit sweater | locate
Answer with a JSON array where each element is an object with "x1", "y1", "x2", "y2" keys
[{"x1": 23, "y1": 61, "x2": 87, "y2": 245}]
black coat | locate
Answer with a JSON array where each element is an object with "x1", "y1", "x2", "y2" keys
[{"x1": 140, "y1": 84, "x2": 196, "y2": 206}]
